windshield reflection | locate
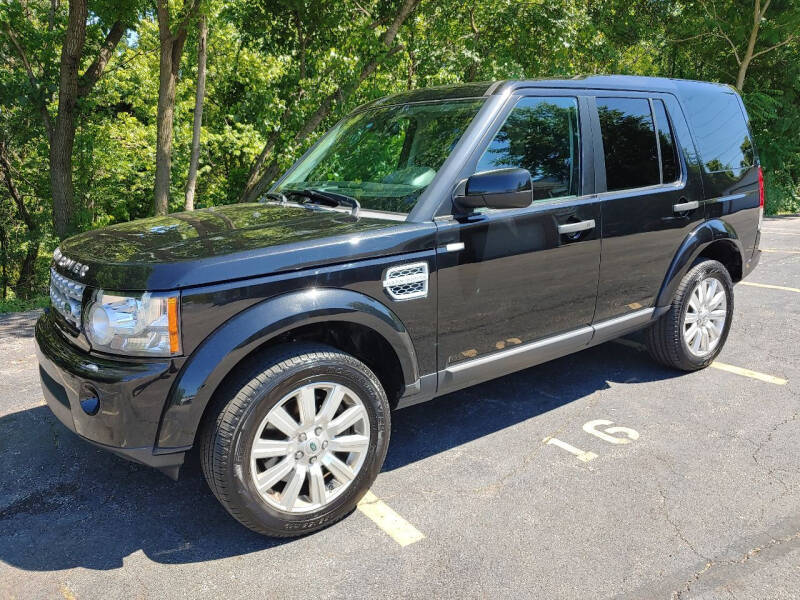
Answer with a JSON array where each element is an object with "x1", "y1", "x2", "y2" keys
[{"x1": 278, "y1": 99, "x2": 486, "y2": 214}]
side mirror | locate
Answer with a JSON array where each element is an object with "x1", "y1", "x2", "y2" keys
[{"x1": 454, "y1": 168, "x2": 533, "y2": 211}]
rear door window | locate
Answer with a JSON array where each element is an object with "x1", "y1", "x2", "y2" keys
[
  {"x1": 476, "y1": 96, "x2": 581, "y2": 201},
  {"x1": 597, "y1": 98, "x2": 660, "y2": 191}
]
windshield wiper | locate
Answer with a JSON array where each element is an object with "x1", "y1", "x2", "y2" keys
[
  {"x1": 284, "y1": 188, "x2": 360, "y2": 218},
  {"x1": 262, "y1": 191, "x2": 289, "y2": 204}
]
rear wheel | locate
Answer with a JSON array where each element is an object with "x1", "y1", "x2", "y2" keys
[
  {"x1": 200, "y1": 344, "x2": 390, "y2": 537},
  {"x1": 646, "y1": 259, "x2": 734, "y2": 371}
]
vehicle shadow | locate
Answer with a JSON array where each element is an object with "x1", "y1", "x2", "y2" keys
[
  {"x1": 0, "y1": 337, "x2": 679, "y2": 571},
  {"x1": 0, "y1": 310, "x2": 42, "y2": 339}
]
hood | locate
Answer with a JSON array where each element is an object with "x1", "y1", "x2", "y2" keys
[{"x1": 56, "y1": 203, "x2": 433, "y2": 290}]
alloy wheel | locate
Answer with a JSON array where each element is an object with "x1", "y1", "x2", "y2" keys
[
  {"x1": 249, "y1": 382, "x2": 371, "y2": 513},
  {"x1": 683, "y1": 275, "x2": 728, "y2": 357}
]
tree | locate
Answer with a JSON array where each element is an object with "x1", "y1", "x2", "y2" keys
[
  {"x1": 674, "y1": 0, "x2": 800, "y2": 91},
  {"x1": 238, "y1": 0, "x2": 421, "y2": 203},
  {"x1": 155, "y1": 0, "x2": 199, "y2": 216},
  {"x1": 2, "y1": 1, "x2": 128, "y2": 239},
  {"x1": 0, "y1": 139, "x2": 39, "y2": 297},
  {"x1": 731, "y1": 0, "x2": 798, "y2": 91},
  {"x1": 185, "y1": 13, "x2": 207, "y2": 211},
  {"x1": 0, "y1": 0, "x2": 798, "y2": 309}
]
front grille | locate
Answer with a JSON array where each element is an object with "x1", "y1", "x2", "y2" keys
[
  {"x1": 383, "y1": 262, "x2": 429, "y2": 301},
  {"x1": 50, "y1": 268, "x2": 85, "y2": 328}
]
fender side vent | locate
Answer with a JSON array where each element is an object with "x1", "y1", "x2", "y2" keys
[{"x1": 383, "y1": 262, "x2": 429, "y2": 301}]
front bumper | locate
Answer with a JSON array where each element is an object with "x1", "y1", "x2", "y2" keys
[{"x1": 35, "y1": 310, "x2": 187, "y2": 479}]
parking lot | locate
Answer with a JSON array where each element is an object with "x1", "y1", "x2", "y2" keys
[{"x1": 1, "y1": 216, "x2": 799, "y2": 599}]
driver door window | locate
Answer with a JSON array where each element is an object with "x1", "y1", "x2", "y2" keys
[
  {"x1": 435, "y1": 94, "x2": 601, "y2": 371},
  {"x1": 475, "y1": 96, "x2": 581, "y2": 201}
]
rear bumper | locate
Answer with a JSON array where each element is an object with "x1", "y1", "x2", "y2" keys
[{"x1": 35, "y1": 310, "x2": 188, "y2": 479}]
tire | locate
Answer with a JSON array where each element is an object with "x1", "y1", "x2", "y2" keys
[
  {"x1": 200, "y1": 343, "x2": 390, "y2": 537},
  {"x1": 646, "y1": 259, "x2": 734, "y2": 371}
]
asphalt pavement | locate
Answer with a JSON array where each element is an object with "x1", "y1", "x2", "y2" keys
[{"x1": 1, "y1": 216, "x2": 799, "y2": 599}]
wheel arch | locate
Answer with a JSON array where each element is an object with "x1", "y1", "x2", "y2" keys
[
  {"x1": 656, "y1": 220, "x2": 744, "y2": 308},
  {"x1": 155, "y1": 288, "x2": 419, "y2": 450}
]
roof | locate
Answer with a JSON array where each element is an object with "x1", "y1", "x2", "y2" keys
[{"x1": 362, "y1": 75, "x2": 735, "y2": 108}]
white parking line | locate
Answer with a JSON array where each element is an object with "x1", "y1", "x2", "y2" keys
[
  {"x1": 761, "y1": 249, "x2": 800, "y2": 254},
  {"x1": 610, "y1": 339, "x2": 787, "y2": 385},
  {"x1": 358, "y1": 490, "x2": 425, "y2": 547},
  {"x1": 741, "y1": 281, "x2": 800, "y2": 293},
  {"x1": 709, "y1": 361, "x2": 788, "y2": 385},
  {"x1": 543, "y1": 437, "x2": 598, "y2": 462}
]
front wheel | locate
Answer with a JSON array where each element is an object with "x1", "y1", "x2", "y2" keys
[
  {"x1": 200, "y1": 344, "x2": 390, "y2": 537},
  {"x1": 646, "y1": 259, "x2": 734, "y2": 371}
]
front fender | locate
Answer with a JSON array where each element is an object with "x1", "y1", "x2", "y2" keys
[
  {"x1": 655, "y1": 219, "x2": 743, "y2": 308},
  {"x1": 155, "y1": 288, "x2": 419, "y2": 450}
]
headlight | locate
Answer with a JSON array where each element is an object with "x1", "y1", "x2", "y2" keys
[{"x1": 85, "y1": 290, "x2": 181, "y2": 357}]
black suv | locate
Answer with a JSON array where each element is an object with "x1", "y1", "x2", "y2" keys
[{"x1": 36, "y1": 76, "x2": 763, "y2": 536}]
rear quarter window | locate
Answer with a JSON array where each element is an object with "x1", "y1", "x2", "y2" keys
[{"x1": 680, "y1": 84, "x2": 755, "y2": 195}]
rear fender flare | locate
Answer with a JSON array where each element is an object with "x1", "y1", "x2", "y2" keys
[
  {"x1": 155, "y1": 288, "x2": 419, "y2": 450},
  {"x1": 655, "y1": 219, "x2": 743, "y2": 308}
]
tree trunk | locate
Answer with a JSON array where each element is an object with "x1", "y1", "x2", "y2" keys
[
  {"x1": 185, "y1": 14, "x2": 207, "y2": 212},
  {"x1": 238, "y1": 104, "x2": 293, "y2": 202},
  {"x1": 238, "y1": 12, "x2": 305, "y2": 203},
  {"x1": 154, "y1": 0, "x2": 194, "y2": 216},
  {"x1": 49, "y1": 0, "x2": 87, "y2": 238},
  {"x1": 736, "y1": 1, "x2": 763, "y2": 91},
  {"x1": 0, "y1": 141, "x2": 40, "y2": 299},
  {"x1": 239, "y1": 0, "x2": 420, "y2": 203},
  {"x1": 5, "y1": 3, "x2": 125, "y2": 238},
  {"x1": 154, "y1": 4, "x2": 176, "y2": 216},
  {"x1": 15, "y1": 243, "x2": 39, "y2": 299},
  {"x1": 0, "y1": 225, "x2": 7, "y2": 301},
  {"x1": 464, "y1": 6, "x2": 480, "y2": 82}
]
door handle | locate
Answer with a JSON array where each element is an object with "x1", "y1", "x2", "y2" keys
[
  {"x1": 673, "y1": 200, "x2": 699, "y2": 213},
  {"x1": 558, "y1": 219, "x2": 595, "y2": 235}
]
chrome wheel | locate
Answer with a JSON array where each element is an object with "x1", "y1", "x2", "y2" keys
[
  {"x1": 683, "y1": 276, "x2": 727, "y2": 357},
  {"x1": 249, "y1": 382, "x2": 371, "y2": 514}
]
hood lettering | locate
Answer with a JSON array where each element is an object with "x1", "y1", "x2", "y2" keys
[{"x1": 53, "y1": 247, "x2": 89, "y2": 278}]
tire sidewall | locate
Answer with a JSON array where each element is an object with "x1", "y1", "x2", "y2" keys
[
  {"x1": 226, "y1": 354, "x2": 389, "y2": 535},
  {"x1": 677, "y1": 261, "x2": 734, "y2": 368}
]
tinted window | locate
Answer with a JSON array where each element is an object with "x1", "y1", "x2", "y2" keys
[
  {"x1": 681, "y1": 85, "x2": 754, "y2": 175},
  {"x1": 653, "y1": 99, "x2": 679, "y2": 183},
  {"x1": 597, "y1": 98, "x2": 660, "y2": 191},
  {"x1": 476, "y1": 97, "x2": 580, "y2": 200},
  {"x1": 279, "y1": 99, "x2": 484, "y2": 214}
]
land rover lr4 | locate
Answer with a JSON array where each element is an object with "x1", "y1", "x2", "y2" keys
[{"x1": 37, "y1": 76, "x2": 763, "y2": 536}]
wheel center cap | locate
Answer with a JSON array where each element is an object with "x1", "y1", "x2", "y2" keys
[{"x1": 305, "y1": 438, "x2": 322, "y2": 455}]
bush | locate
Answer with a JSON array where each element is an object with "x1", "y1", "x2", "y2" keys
[
  {"x1": 765, "y1": 172, "x2": 800, "y2": 215},
  {"x1": 0, "y1": 294, "x2": 50, "y2": 315}
]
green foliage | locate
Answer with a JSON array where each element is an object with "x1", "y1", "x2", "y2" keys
[
  {"x1": 1, "y1": 0, "x2": 799, "y2": 311},
  {"x1": 0, "y1": 294, "x2": 50, "y2": 314}
]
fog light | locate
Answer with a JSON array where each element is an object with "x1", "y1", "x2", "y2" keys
[{"x1": 79, "y1": 385, "x2": 100, "y2": 415}]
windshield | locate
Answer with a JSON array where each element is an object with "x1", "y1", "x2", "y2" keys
[{"x1": 277, "y1": 99, "x2": 486, "y2": 214}]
